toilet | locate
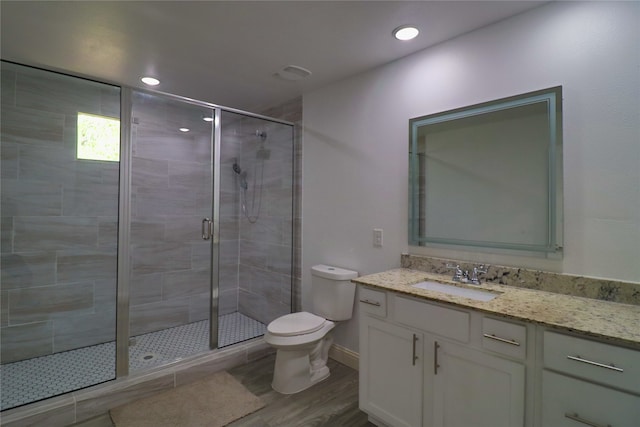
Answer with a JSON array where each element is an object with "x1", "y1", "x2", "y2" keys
[{"x1": 264, "y1": 264, "x2": 358, "y2": 394}]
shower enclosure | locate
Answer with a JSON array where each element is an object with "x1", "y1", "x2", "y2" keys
[{"x1": 0, "y1": 61, "x2": 294, "y2": 411}]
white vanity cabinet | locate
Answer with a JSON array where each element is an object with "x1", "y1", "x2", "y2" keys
[
  {"x1": 359, "y1": 287, "x2": 423, "y2": 427},
  {"x1": 359, "y1": 287, "x2": 528, "y2": 427},
  {"x1": 540, "y1": 331, "x2": 640, "y2": 427},
  {"x1": 433, "y1": 341, "x2": 525, "y2": 427},
  {"x1": 360, "y1": 315, "x2": 424, "y2": 427}
]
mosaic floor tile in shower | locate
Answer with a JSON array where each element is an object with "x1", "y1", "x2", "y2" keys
[
  {"x1": 0, "y1": 312, "x2": 266, "y2": 411},
  {"x1": 0, "y1": 342, "x2": 116, "y2": 411}
]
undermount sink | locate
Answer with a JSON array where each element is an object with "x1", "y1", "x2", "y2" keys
[{"x1": 412, "y1": 281, "x2": 500, "y2": 302}]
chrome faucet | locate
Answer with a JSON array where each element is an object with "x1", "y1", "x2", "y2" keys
[
  {"x1": 446, "y1": 264, "x2": 468, "y2": 283},
  {"x1": 469, "y1": 264, "x2": 489, "y2": 285},
  {"x1": 446, "y1": 263, "x2": 489, "y2": 285}
]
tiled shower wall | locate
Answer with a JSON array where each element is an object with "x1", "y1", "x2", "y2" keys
[
  {"x1": 0, "y1": 62, "x2": 301, "y2": 363},
  {"x1": 128, "y1": 101, "x2": 298, "y2": 335},
  {"x1": 222, "y1": 109, "x2": 298, "y2": 325},
  {"x1": 1, "y1": 63, "x2": 120, "y2": 363}
]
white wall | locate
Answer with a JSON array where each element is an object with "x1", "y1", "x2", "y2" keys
[{"x1": 302, "y1": 1, "x2": 640, "y2": 352}]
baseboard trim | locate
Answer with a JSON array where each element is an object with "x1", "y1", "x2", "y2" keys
[{"x1": 328, "y1": 344, "x2": 359, "y2": 371}]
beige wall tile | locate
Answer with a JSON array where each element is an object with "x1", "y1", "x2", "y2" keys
[
  {"x1": 1, "y1": 251, "x2": 57, "y2": 289},
  {"x1": 54, "y1": 309, "x2": 116, "y2": 352},
  {"x1": 163, "y1": 268, "x2": 209, "y2": 300},
  {"x1": 1, "y1": 179, "x2": 62, "y2": 216},
  {"x1": 1, "y1": 106, "x2": 65, "y2": 146},
  {"x1": 129, "y1": 297, "x2": 190, "y2": 336},
  {"x1": 13, "y1": 216, "x2": 98, "y2": 252},
  {"x1": 56, "y1": 249, "x2": 117, "y2": 283},
  {"x1": 8, "y1": 282, "x2": 94, "y2": 324},
  {"x1": 1, "y1": 321, "x2": 53, "y2": 362}
]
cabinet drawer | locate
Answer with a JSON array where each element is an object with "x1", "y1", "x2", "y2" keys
[
  {"x1": 544, "y1": 331, "x2": 640, "y2": 394},
  {"x1": 482, "y1": 317, "x2": 526, "y2": 359},
  {"x1": 359, "y1": 287, "x2": 387, "y2": 317},
  {"x1": 542, "y1": 370, "x2": 640, "y2": 427},
  {"x1": 394, "y1": 295, "x2": 469, "y2": 342}
]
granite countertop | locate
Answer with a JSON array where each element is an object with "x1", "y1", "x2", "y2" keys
[{"x1": 354, "y1": 268, "x2": 640, "y2": 350}]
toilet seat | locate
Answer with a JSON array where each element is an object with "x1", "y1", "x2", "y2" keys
[{"x1": 267, "y1": 312, "x2": 327, "y2": 337}]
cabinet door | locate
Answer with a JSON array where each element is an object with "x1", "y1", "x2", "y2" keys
[
  {"x1": 360, "y1": 315, "x2": 423, "y2": 427},
  {"x1": 433, "y1": 341, "x2": 525, "y2": 427}
]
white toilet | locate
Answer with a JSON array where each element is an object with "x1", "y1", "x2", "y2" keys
[{"x1": 264, "y1": 264, "x2": 358, "y2": 394}]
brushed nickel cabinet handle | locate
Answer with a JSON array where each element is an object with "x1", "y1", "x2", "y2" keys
[
  {"x1": 564, "y1": 412, "x2": 611, "y2": 427},
  {"x1": 359, "y1": 299, "x2": 381, "y2": 307},
  {"x1": 567, "y1": 355, "x2": 623, "y2": 373},
  {"x1": 483, "y1": 333, "x2": 521, "y2": 346},
  {"x1": 434, "y1": 341, "x2": 440, "y2": 374},
  {"x1": 412, "y1": 334, "x2": 419, "y2": 366}
]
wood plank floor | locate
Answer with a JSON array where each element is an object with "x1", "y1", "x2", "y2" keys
[
  {"x1": 226, "y1": 354, "x2": 375, "y2": 427},
  {"x1": 74, "y1": 353, "x2": 373, "y2": 427}
]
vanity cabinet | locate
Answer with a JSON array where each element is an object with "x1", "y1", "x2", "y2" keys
[
  {"x1": 360, "y1": 315, "x2": 423, "y2": 427},
  {"x1": 359, "y1": 287, "x2": 527, "y2": 427},
  {"x1": 433, "y1": 341, "x2": 525, "y2": 427},
  {"x1": 540, "y1": 331, "x2": 640, "y2": 427}
]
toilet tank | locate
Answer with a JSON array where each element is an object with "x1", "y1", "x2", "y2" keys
[{"x1": 310, "y1": 264, "x2": 358, "y2": 321}]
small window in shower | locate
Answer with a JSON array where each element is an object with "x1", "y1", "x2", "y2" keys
[{"x1": 77, "y1": 112, "x2": 120, "y2": 161}]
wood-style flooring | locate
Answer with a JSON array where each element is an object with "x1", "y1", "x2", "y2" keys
[
  {"x1": 74, "y1": 354, "x2": 373, "y2": 427},
  {"x1": 227, "y1": 354, "x2": 375, "y2": 427}
]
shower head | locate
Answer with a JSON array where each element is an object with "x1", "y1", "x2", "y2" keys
[
  {"x1": 255, "y1": 130, "x2": 267, "y2": 141},
  {"x1": 232, "y1": 161, "x2": 242, "y2": 174}
]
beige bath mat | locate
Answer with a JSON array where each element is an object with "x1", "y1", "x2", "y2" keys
[{"x1": 110, "y1": 371, "x2": 264, "y2": 427}]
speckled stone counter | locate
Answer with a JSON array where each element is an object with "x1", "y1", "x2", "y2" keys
[
  {"x1": 353, "y1": 268, "x2": 640, "y2": 350},
  {"x1": 401, "y1": 254, "x2": 640, "y2": 305}
]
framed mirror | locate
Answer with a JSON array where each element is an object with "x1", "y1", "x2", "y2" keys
[{"x1": 409, "y1": 86, "x2": 563, "y2": 254}]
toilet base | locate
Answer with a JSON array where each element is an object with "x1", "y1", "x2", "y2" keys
[{"x1": 271, "y1": 335, "x2": 333, "y2": 394}]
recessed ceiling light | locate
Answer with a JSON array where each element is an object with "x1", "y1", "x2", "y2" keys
[
  {"x1": 393, "y1": 25, "x2": 419, "y2": 41},
  {"x1": 202, "y1": 117, "x2": 214, "y2": 122},
  {"x1": 179, "y1": 128, "x2": 190, "y2": 132},
  {"x1": 141, "y1": 76, "x2": 160, "y2": 86}
]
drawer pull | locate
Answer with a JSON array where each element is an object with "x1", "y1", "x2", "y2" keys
[
  {"x1": 434, "y1": 341, "x2": 440, "y2": 374},
  {"x1": 483, "y1": 333, "x2": 520, "y2": 346},
  {"x1": 564, "y1": 412, "x2": 611, "y2": 427},
  {"x1": 567, "y1": 355, "x2": 624, "y2": 373},
  {"x1": 412, "y1": 334, "x2": 419, "y2": 366},
  {"x1": 359, "y1": 299, "x2": 381, "y2": 307}
]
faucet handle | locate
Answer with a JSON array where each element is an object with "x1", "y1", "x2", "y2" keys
[
  {"x1": 445, "y1": 263, "x2": 462, "y2": 275},
  {"x1": 470, "y1": 264, "x2": 490, "y2": 285},
  {"x1": 476, "y1": 264, "x2": 489, "y2": 274},
  {"x1": 446, "y1": 263, "x2": 467, "y2": 282}
]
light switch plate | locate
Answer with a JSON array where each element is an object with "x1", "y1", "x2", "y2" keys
[{"x1": 373, "y1": 228, "x2": 383, "y2": 247}]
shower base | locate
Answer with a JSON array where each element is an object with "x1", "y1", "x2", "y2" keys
[{"x1": 0, "y1": 312, "x2": 266, "y2": 411}]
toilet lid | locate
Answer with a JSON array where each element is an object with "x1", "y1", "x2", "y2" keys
[{"x1": 268, "y1": 312, "x2": 326, "y2": 336}]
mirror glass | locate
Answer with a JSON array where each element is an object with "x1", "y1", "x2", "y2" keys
[{"x1": 409, "y1": 87, "x2": 563, "y2": 254}]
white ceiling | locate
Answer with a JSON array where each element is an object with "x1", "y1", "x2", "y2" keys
[{"x1": 1, "y1": 1, "x2": 546, "y2": 112}]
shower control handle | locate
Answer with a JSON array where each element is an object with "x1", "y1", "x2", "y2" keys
[{"x1": 202, "y1": 218, "x2": 212, "y2": 240}]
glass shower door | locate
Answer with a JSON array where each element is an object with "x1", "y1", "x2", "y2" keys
[
  {"x1": 217, "y1": 110, "x2": 294, "y2": 347},
  {"x1": 128, "y1": 91, "x2": 214, "y2": 372},
  {"x1": 0, "y1": 61, "x2": 120, "y2": 410}
]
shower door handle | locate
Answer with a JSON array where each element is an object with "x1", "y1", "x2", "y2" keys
[{"x1": 202, "y1": 218, "x2": 212, "y2": 240}]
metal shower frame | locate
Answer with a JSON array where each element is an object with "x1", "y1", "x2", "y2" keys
[{"x1": 116, "y1": 86, "x2": 294, "y2": 377}]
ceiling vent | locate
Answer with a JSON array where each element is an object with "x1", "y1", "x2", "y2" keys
[{"x1": 274, "y1": 65, "x2": 312, "y2": 81}]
